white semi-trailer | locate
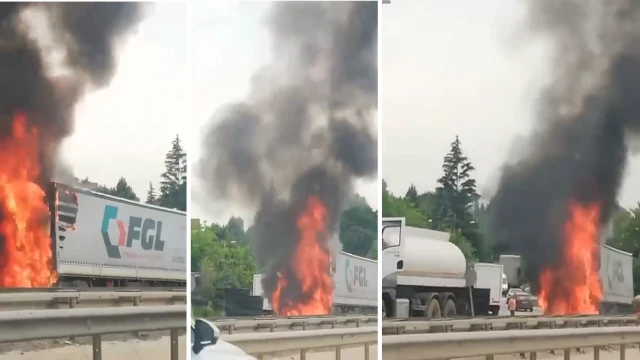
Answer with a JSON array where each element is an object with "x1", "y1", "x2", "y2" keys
[
  {"x1": 52, "y1": 182, "x2": 187, "y2": 287},
  {"x1": 599, "y1": 244, "x2": 634, "y2": 314},
  {"x1": 381, "y1": 217, "x2": 495, "y2": 319}
]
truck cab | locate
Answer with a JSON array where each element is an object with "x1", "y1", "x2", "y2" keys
[{"x1": 382, "y1": 217, "x2": 486, "y2": 319}]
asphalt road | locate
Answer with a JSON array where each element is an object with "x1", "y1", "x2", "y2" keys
[
  {"x1": 464, "y1": 345, "x2": 636, "y2": 360},
  {"x1": 269, "y1": 344, "x2": 377, "y2": 360},
  {"x1": 0, "y1": 336, "x2": 186, "y2": 360}
]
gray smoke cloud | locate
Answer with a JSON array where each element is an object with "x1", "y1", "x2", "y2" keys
[
  {"x1": 197, "y1": 1, "x2": 378, "y2": 313},
  {"x1": 489, "y1": 0, "x2": 640, "y2": 309},
  {"x1": 0, "y1": 2, "x2": 144, "y2": 185}
]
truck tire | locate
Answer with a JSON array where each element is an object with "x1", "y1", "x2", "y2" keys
[
  {"x1": 442, "y1": 299, "x2": 456, "y2": 317},
  {"x1": 426, "y1": 298, "x2": 441, "y2": 319}
]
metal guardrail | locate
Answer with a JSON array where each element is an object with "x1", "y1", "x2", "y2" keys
[
  {"x1": 382, "y1": 326, "x2": 640, "y2": 360},
  {"x1": 211, "y1": 315, "x2": 377, "y2": 334},
  {"x1": 0, "y1": 287, "x2": 185, "y2": 293},
  {"x1": 0, "y1": 305, "x2": 186, "y2": 360},
  {"x1": 382, "y1": 314, "x2": 640, "y2": 334},
  {"x1": 0, "y1": 291, "x2": 187, "y2": 311},
  {"x1": 225, "y1": 327, "x2": 377, "y2": 359},
  {"x1": 207, "y1": 313, "x2": 378, "y2": 321}
]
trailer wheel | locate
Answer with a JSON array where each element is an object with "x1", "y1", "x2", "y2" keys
[
  {"x1": 442, "y1": 299, "x2": 456, "y2": 317},
  {"x1": 426, "y1": 298, "x2": 441, "y2": 319}
]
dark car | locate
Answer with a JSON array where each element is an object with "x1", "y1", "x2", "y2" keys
[{"x1": 513, "y1": 292, "x2": 534, "y2": 312}]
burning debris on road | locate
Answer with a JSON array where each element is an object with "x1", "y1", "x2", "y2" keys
[
  {"x1": 490, "y1": 0, "x2": 640, "y2": 314},
  {"x1": 0, "y1": 2, "x2": 143, "y2": 287},
  {"x1": 197, "y1": 2, "x2": 378, "y2": 315}
]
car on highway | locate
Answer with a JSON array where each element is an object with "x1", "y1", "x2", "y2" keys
[
  {"x1": 191, "y1": 318, "x2": 257, "y2": 360},
  {"x1": 505, "y1": 288, "x2": 523, "y2": 303},
  {"x1": 512, "y1": 292, "x2": 535, "y2": 312}
]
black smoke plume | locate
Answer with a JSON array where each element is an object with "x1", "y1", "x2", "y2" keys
[
  {"x1": 197, "y1": 1, "x2": 378, "y2": 312},
  {"x1": 0, "y1": 2, "x2": 144, "y2": 185},
  {"x1": 490, "y1": 0, "x2": 640, "y2": 306}
]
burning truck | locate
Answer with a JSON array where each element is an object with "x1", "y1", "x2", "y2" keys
[
  {"x1": 1, "y1": 179, "x2": 187, "y2": 288},
  {"x1": 196, "y1": 2, "x2": 378, "y2": 317},
  {"x1": 0, "y1": 4, "x2": 152, "y2": 287},
  {"x1": 488, "y1": 0, "x2": 640, "y2": 316},
  {"x1": 252, "y1": 250, "x2": 378, "y2": 316}
]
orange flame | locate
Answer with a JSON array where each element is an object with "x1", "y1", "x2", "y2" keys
[
  {"x1": 0, "y1": 112, "x2": 56, "y2": 287},
  {"x1": 538, "y1": 200, "x2": 602, "y2": 315},
  {"x1": 271, "y1": 195, "x2": 333, "y2": 315}
]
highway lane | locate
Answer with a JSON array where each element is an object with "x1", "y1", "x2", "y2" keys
[
  {"x1": 268, "y1": 344, "x2": 377, "y2": 360},
  {"x1": 463, "y1": 345, "x2": 636, "y2": 360},
  {"x1": 0, "y1": 336, "x2": 186, "y2": 360}
]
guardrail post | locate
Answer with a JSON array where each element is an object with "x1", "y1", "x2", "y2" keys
[
  {"x1": 485, "y1": 355, "x2": 494, "y2": 360},
  {"x1": 170, "y1": 329, "x2": 179, "y2": 360},
  {"x1": 594, "y1": 346, "x2": 600, "y2": 360},
  {"x1": 69, "y1": 298, "x2": 77, "y2": 343},
  {"x1": 364, "y1": 342, "x2": 370, "y2": 360},
  {"x1": 133, "y1": 297, "x2": 141, "y2": 337},
  {"x1": 92, "y1": 335, "x2": 102, "y2": 360},
  {"x1": 620, "y1": 344, "x2": 626, "y2": 360},
  {"x1": 519, "y1": 323, "x2": 525, "y2": 358},
  {"x1": 564, "y1": 348, "x2": 570, "y2": 360},
  {"x1": 530, "y1": 352, "x2": 537, "y2": 360},
  {"x1": 300, "y1": 349, "x2": 307, "y2": 360},
  {"x1": 336, "y1": 345, "x2": 342, "y2": 360}
]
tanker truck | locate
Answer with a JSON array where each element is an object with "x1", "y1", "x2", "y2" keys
[{"x1": 382, "y1": 217, "x2": 501, "y2": 319}]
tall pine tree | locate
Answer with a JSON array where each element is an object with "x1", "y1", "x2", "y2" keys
[
  {"x1": 146, "y1": 182, "x2": 157, "y2": 205},
  {"x1": 435, "y1": 135, "x2": 477, "y2": 230},
  {"x1": 108, "y1": 177, "x2": 140, "y2": 201},
  {"x1": 158, "y1": 135, "x2": 187, "y2": 211},
  {"x1": 434, "y1": 136, "x2": 489, "y2": 260}
]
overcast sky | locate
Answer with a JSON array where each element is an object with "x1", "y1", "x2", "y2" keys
[
  {"x1": 381, "y1": 0, "x2": 640, "y2": 210},
  {"x1": 60, "y1": 2, "x2": 186, "y2": 199},
  {"x1": 191, "y1": 1, "x2": 378, "y2": 224}
]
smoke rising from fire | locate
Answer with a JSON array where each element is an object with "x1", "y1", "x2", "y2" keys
[
  {"x1": 490, "y1": 0, "x2": 640, "y2": 301},
  {"x1": 0, "y1": 2, "x2": 144, "y2": 185},
  {"x1": 197, "y1": 2, "x2": 377, "y2": 312}
]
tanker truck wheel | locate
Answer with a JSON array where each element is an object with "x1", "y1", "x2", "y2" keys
[
  {"x1": 442, "y1": 299, "x2": 456, "y2": 317},
  {"x1": 426, "y1": 298, "x2": 441, "y2": 319}
]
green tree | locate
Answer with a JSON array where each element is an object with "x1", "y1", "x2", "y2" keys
[
  {"x1": 112, "y1": 177, "x2": 140, "y2": 201},
  {"x1": 339, "y1": 195, "x2": 377, "y2": 259},
  {"x1": 191, "y1": 219, "x2": 257, "y2": 312},
  {"x1": 158, "y1": 135, "x2": 187, "y2": 211},
  {"x1": 94, "y1": 177, "x2": 140, "y2": 201},
  {"x1": 382, "y1": 179, "x2": 430, "y2": 228},
  {"x1": 433, "y1": 136, "x2": 490, "y2": 260},
  {"x1": 146, "y1": 182, "x2": 157, "y2": 205},
  {"x1": 405, "y1": 184, "x2": 418, "y2": 205},
  {"x1": 435, "y1": 135, "x2": 477, "y2": 229},
  {"x1": 449, "y1": 229, "x2": 477, "y2": 262}
]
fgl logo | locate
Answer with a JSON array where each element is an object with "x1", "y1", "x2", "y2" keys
[
  {"x1": 345, "y1": 259, "x2": 368, "y2": 293},
  {"x1": 101, "y1": 205, "x2": 166, "y2": 259}
]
